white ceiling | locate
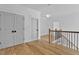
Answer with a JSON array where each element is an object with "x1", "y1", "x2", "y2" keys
[
  {"x1": 0, "y1": 4, "x2": 79, "y2": 15},
  {"x1": 21, "y1": 4, "x2": 79, "y2": 13},
  {"x1": 20, "y1": 4, "x2": 79, "y2": 16},
  {"x1": 20, "y1": 4, "x2": 56, "y2": 17},
  {"x1": 21, "y1": 4, "x2": 53, "y2": 11}
]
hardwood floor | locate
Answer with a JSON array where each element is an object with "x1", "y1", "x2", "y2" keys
[
  {"x1": 0, "y1": 39, "x2": 79, "y2": 55},
  {"x1": 41, "y1": 34, "x2": 54, "y2": 42}
]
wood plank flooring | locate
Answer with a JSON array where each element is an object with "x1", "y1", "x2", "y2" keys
[
  {"x1": 0, "y1": 40, "x2": 79, "y2": 55},
  {"x1": 0, "y1": 34, "x2": 79, "y2": 55}
]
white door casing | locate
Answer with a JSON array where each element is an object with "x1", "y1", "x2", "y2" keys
[
  {"x1": 31, "y1": 17, "x2": 39, "y2": 40},
  {"x1": 0, "y1": 13, "x2": 3, "y2": 48}
]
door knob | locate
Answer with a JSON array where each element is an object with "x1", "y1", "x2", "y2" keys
[{"x1": 12, "y1": 30, "x2": 16, "y2": 33}]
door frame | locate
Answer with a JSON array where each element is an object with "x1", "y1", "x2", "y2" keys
[{"x1": 31, "y1": 16, "x2": 40, "y2": 40}]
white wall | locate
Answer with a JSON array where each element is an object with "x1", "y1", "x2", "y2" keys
[
  {"x1": 0, "y1": 4, "x2": 41, "y2": 43},
  {"x1": 40, "y1": 4, "x2": 79, "y2": 36},
  {"x1": 53, "y1": 12, "x2": 79, "y2": 31},
  {"x1": 41, "y1": 4, "x2": 79, "y2": 35},
  {"x1": 52, "y1": 5, "x2": 79, "y2": 31},
  {"x1": 40, "y1": 15, "x2": 51, "y2": 36},
  {"x1": 40, "y1": 12, "x2": 54, "y2": 36}
]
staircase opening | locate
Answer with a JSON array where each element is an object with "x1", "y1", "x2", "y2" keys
[{"x1": 49, "y1": 29, "x2": 79, "y2": 51}]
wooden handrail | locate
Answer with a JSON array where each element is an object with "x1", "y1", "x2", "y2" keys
[
  {"x1": 49, "y1": 29, "x2": 79, "y2": 33},
  {"x1": 49, "y1": 29, "x2": 79, "y2": 51}
]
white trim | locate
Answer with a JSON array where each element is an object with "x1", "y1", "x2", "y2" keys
[{"x1": 38, "y1": 18, "x2": 41, "y2": 40}]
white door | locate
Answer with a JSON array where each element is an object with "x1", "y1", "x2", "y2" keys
[
  {"x1": 0, "y1": 12, "x2": 24, "y2": 49},
  {"x1": 1, "y1": 12, "x2": 14, "y2": 48},
  {"x1": 14, "y1": 14, "x2": 24, "y2": 45},
  {"x1": 0, "y1": 13, "x2": 2, "y2": 48},
  {"x1": 31, "y1": 17, "x2": 38, "y2": 40}
]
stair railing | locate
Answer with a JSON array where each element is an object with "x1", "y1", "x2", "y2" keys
[{"x1": 49, "y1": 29, "x2": 79, "y2": 51}]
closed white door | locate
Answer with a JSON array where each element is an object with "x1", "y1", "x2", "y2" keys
[
  {"x1": 31, "y1": 17, "x2": 38, "y2": 40},
  {"x1": 14, "y1": 14, "x2": 24, "y2": 45},
  {"x1": 0, "y1": 13, "x2": 2, "y2": 48},
  {"x1": 1, "y1": 12, "x2": 14, "y2": 48}
]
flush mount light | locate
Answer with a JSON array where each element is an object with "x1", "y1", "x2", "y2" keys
[{"x1": 46, "y1": 14, "x2": 51, "y2": 18}]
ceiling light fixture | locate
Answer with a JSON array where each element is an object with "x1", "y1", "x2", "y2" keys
[{"x1": 46, "y1": 14, "x2": 51, "y2": 18}]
